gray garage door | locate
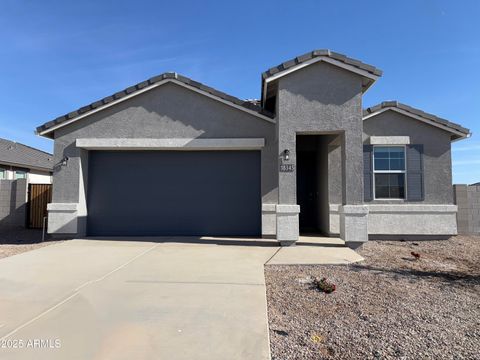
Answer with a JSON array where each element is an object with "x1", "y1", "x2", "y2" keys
[{"x1": 87, "y1": 150, "x2": 261, "y2": 237}]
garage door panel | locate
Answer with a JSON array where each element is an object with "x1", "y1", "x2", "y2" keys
[{"x1": 87, "y1": 151, "x2": 261, "y2": 236}]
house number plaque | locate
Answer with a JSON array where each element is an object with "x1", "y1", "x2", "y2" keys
[{"x1": 279, "y1": 164, "x2": 295, "y2": 172}]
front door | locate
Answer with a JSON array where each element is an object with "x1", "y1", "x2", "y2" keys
[{"x1": 296, "y1": 150, "x2": 317, "y2": 232}]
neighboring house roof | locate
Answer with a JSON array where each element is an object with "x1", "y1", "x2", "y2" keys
[
  {"x1": 471, "y1": 182, "x2": 480, "y2": 186},
  {"x1": 36, "y1": 73, "x2": 275, "y2": 138},
  {"x1": 0, "y1": 138, "x2": 53, "y2": 171},
  {"x1": 363, "y1": 101, "x2": 471, "y2": 141},
  {"x1": 261, "y1": 49, "x2": 383, "y2": 107}
]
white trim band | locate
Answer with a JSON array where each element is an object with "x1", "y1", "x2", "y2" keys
[
  {"x1": 47, "y1": 203, "x2": 78, "y2": 212},
  {"x1": 276, "y1": 204, "x2": 300, "y2": 214},
  {"x1": 76, "y1": 138, "x2": 265, "y2": 151},
  {"x1": 369, "y1": 136, "x2": 410, "y2": 145},
  {"x1": 339, "y1": 205, "x2": 369, "y2": 215},
  {"x1": 262, "y1": 204, "x2": 277, "y2": 212},
  {"x1": 368, "y1": 204, "x2": 457, "y2": 214}
]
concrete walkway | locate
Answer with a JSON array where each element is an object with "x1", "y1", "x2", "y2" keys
[
  {"x1": 0, "y1": 237, "x2": 361, "y2": 360},
  {"x1": 267, "y1": 236, "x2": 364, "y2": 265}
]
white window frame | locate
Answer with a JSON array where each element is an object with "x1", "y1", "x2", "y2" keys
[
  {"x1": 14, "y1": 170, "x2": 27, "y2": 180},
  {"x1": 0, "y1": 167, "x2": 5, "y2": 180},
  {"x1": 372, "y1": 145, "x2": 407, "y2": 200}
]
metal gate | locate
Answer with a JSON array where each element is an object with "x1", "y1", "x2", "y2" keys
[{"x1": 28, "y1": 184, "x2": 52, "y2": 228}]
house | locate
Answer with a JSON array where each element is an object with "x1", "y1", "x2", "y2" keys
[
  {"x1": 0, "y1": 138, "x2": 53, "y2": 228},
  {"x1": 35, "y1": 50, "x2": 470, "y2": 247},
  {"x1": 0, "y1": 138, "x2": 53, "y2": 184}
]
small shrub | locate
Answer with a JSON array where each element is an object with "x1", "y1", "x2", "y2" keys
[
  {"x1": 314, "y1": 277, "x2": 336, "y2": 294},
  {"x1": 411, "y1": 251, "x2": 421, "y2": 260}
]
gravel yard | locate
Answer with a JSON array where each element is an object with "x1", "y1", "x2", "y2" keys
[
  {"x1": 0, "y1": 227, "x2": 62, "y2": 259},
  {"x1": 266, "y1": 235, "x2": 480, "y2": 359}
]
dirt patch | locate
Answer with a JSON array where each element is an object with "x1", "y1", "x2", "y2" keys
[
  {"x1": 0, "y1": 227, "x2": 63, "y2": 259},
  {"x1": 266, "y1": 236, "x2": 480, "y2": 359}
]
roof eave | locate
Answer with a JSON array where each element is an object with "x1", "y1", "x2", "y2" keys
[
  {"x1": 0, "y1": 160, "x2": 53, "y2": 172},
  {"x1": 451, "y1": 132, "x2": 472, "y2": 142},
  {"x1": 261, "y1": 55, "x2": 382, "y2": 106},
  {"x1": 36, "y1": 130, "x2": 54, "y2": 139},
  {"x1": 363, "y1": 106, "x2": 471, "y2": 142},
  {"x1": 37, "y1": 77, "x2": 275, "y2": 138}
]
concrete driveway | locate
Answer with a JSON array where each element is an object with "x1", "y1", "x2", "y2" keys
[
  {"x1": 0, "y1": 238, "x2": 279, "y2": 360},
  {"x1": 0, "y1": 236, "x2": 363, "y2": 359}
]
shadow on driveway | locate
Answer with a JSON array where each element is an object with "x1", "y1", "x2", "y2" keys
[
  {"x1": 82, "y1": 236, "x2": 280, "y2": 247},
  {"x1": 0, "y1": 227, "x2": 44, "y2": 245}
]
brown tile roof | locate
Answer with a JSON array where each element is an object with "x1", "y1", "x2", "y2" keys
[
  {"x1": 36, "y1": 73, "x2": 274, "y2": 136},
  {"x1": 262, "y1": 49, "x2": 383, "y2": 80},
  {"x1": 364, "y1": 101, "x2": 470, "y2": 136}
]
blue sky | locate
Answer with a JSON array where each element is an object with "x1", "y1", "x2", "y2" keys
[{"x1": 0, "y1": 0, "x2": 479, "y2": 183}]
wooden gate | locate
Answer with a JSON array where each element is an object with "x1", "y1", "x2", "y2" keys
[{"x1": 28, "y1": 184, "x2": 52, "y2": 228}]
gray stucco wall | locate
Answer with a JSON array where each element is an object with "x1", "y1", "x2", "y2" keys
[
  {"x1": 454, "y1": 184, "x2": 480, "y2": 234},
  {"x1": 0, "y1": 179, "x2": 27, "y2": 228},
  {"x1": 52, "y1": 82, "x2": 278, "y2": 213},
  {"x1": 363, "y1": 110, "x2": 453, "y2": 204},
  {"x1": 276, "y1": 61, "x2": 364, "y2": 206},
  {"x1": 327, "y1": 135, "x2": 343, "y2": 205}
]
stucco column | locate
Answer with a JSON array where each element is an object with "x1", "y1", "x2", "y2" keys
[
  {"x1": 48, "y1": 143, "x2": 84, "y2": 237},
  {"x1": 276, "y1": 130, "x2": 300, "y2": 245},
  {"x1": 277, "y1": 131, "x2": 296, "y2": 204},
  {"x1": 276, "y1": 204, "x2": 300, "y2": 246},
  {"x1": 339, "y1": 130, "x2": 369, "y2": 247},
  {"x1": 341, "y1": 130, "x2": 364, "y2": 204},
  {"x1": 339, "y1": 205, "x2": 369, "y2": 248}
]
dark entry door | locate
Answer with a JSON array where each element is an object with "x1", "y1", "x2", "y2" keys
[
  {"x1": 87, "y1": 151, "x2": 261, "y2": 237},
  {"x1": 297, "y1": 150, "x2": 318, "y2": 231}
]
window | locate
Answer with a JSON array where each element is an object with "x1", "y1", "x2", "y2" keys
[
  {"x1": 15, "y1": 170, "x2": 27, "y2": 179},
  {"x1": 373, "y1": 146, "x2": 406, "y2": 199},
  {"x1": 0, "y1": 168, "x2": 5, "y2": 180}
]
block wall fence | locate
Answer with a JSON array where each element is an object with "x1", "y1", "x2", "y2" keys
[
  {"x1": 0, "y1": 179, "x2": 27, "y2": 228},
  {"x1": 454, "y1": 184, "x2": 480, "y2": 235}
]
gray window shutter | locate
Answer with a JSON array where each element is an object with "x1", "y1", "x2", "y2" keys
[
  {"x1": 406, "y1": 144, "x2": 424, "y2": 201},
  {"x1": 363, "y1": 145, "x2": 373, "y2": 201}
]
